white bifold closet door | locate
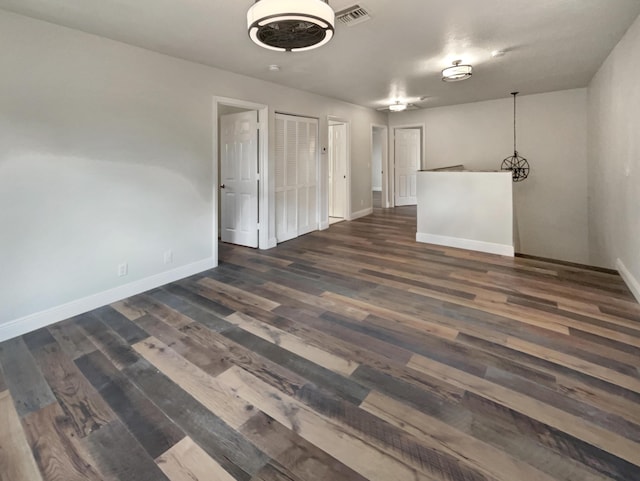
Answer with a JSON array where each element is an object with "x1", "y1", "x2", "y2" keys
[{"x1": 275, "y1": 113, "x2": 318, "y2": 243}]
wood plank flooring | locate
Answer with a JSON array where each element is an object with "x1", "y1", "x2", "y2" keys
[{"x1": 1, "y1": 205, "x2": 640, "y2": 481}]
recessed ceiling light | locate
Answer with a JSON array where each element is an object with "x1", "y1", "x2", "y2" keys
[
  {"x1": 442, "y1": 60, "x2": 473, "y2": 82},
  {"x1": 247, "y1": 0, "x2": 336, "y2": 52},
  {"x1": 268, "y1": 64, "x2": 281, "y2": 71}
]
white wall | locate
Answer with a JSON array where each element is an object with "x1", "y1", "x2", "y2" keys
[
  {"x1": 371, "y1": 128, "x2": 383, "y2": 191},
  {"x1": 588, "y1": 14, "x2": 640, "y2": 300},
  {"x1": 388, "y1": 89, "x2": 589, "y2": 263},
  {"x1": 0, "y1": 10, "x2": 385, "y2": 335}
]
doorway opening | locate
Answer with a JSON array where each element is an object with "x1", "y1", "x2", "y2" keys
[
  {"x1": 371, "y1": 124, "x2": 388, "y2": 208},
  {"x1": 328, "y1": 117, "x2": 350, "y2": 224},
  {"x1": 213, "y1": 97, "x2": 268, "y2": 265}
]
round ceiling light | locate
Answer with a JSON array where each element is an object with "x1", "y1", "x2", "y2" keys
[
  {"x1": 247, "y1": 0, "x2": 335, "y2": 52},
  {"x1": 442, "y1": 60, "x2": 473, "y2": 82},
  {"x1": 389, "y1": 102, "x2": 408, "y2": 112}
]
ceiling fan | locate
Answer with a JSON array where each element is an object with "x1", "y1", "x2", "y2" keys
[{"x1": 376, "y1": 97, "x2": 431, "y2": 112}]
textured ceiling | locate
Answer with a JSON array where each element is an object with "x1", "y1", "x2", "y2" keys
[{"x1": 1, "y1": 0, "x2": 639, "y2": 109}]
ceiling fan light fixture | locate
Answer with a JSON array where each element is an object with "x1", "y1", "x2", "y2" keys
[
  {"x1": 247, "y1": 0, "x2": 335, "y2": 52},
  {"x1": 442, "y1": 60, "x2": 473, "y2": 82},
  {"x1": 389, "y1": 102, "x2": 408, "y2": 112}
]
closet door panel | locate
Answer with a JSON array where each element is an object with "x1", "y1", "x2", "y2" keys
[{"x1": 275, "y1": 114, "x2": 318, "y2": 243}]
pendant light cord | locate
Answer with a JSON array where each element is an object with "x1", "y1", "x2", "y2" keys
[{"x1": 512, "y1": 92, "x2": 518, "y2": 154}]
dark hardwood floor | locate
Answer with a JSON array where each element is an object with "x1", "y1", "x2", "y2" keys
[{"x1": 1, "y1": 205, "x2": 640, "y2": 481}]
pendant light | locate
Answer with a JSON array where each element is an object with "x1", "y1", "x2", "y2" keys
[
  {"x1": 247, "y1": 0, "x2": 335, "y2": 52},
  {"x1": 501, "y1": 92, "x2": 530, "y2": 182}
]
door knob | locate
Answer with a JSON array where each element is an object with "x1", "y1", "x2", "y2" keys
[{"x1": 220, "y1": 184, "x2": 225, "y2": 189}]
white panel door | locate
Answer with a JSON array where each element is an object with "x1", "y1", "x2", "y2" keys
[
  {"x1": 275, "y1": 116, "x2": 298, "y2": 243},
  {"x1": 220, "y1": 111, "x2": 259, "y2": 248},
  {"x1": 275, "y1": 114, "x2": 318, "y2": 243},
  {"x1": 298, "y1": 119, "x2": 318, "y2": 235},
  {"x1": 329, "y1": 124, "x2": 347, "y2": 218},
  {"x1": 394, "y1": 128, "x2": 420, "y2": 206}
]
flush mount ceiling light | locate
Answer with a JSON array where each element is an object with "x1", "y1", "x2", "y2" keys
[
  {"x1": 247, "y1": 0, "x2": 335, "y2": 52},
  {"x1": 389, "y1": 101, "x2": 407, "y2": 112},
  {"x1": 442, "y1": 60, "x2": 473, "y2": 82},
  {"x1": 389, "y1": 101, "x2": 408, "y2": 112}
]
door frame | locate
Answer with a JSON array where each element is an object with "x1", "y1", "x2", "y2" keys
[
  {"x1": 327, "y1": 116, "x2": 351, "y2": 221},
  {"x1": 370, "y1": 124, "x2": 389, "y2": 208},
  {"x1": 213, "y1": 96, "x2": 268, "y2": 265},
  {"x1": 389, "y1": 123, "x2": 425, "y2": 208}
]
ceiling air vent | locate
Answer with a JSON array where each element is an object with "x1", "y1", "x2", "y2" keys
[{"x1": 335, "y1": 4, "x2": 371, "y2": 27}]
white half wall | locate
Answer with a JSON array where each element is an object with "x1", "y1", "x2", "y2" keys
[
  {"x1": 416, "y1": 171, "x2": 514, "y2": 257},
  {"x1": 588, "y1": 14, "x2": 640, "y2": 302},
  {"x1": 0, "y1": 10, "x2": 385, "y2": 337},
  {"x1": 389, "y1": 89, "x2": 589, "y2": 264}
]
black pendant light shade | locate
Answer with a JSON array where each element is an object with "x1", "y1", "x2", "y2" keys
[{"x1": 501, "y1": 92, "x2": 530, "y2": 182}]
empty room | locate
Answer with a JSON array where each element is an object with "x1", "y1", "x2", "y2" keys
[{"x1": 1, "y1": 1, "x2": 639, "y2": 480}]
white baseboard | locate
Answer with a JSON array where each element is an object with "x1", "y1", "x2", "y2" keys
[
  {"x1": 319, "y1": 220, "x2": 330, "y2": 230},
  {"x1": 617, "y1": 258, "x2": 640, "y2": 303},
  {"x1": 416, "y1": 233, "x2": 514, "y2": 257},
  {"x1": 0, "y1": 258, "x2": 216, "y2": 342},
  {"x1": 262, "y1": 237, "x2": 277, "y2": 250},
  {"x1": 350, "y1": 207, "x2": 373, "y2": 220}
]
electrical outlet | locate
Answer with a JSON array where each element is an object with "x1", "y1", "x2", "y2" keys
[
  {"x1": 117, "y1": 263, "x2": 128, "y2": 277},
  {"x1": 360, "y1": 199, "x2": 364, "y2": 206},
  {"x1": 163, "y1": 250, "x2": 173, "y2": 265}
]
